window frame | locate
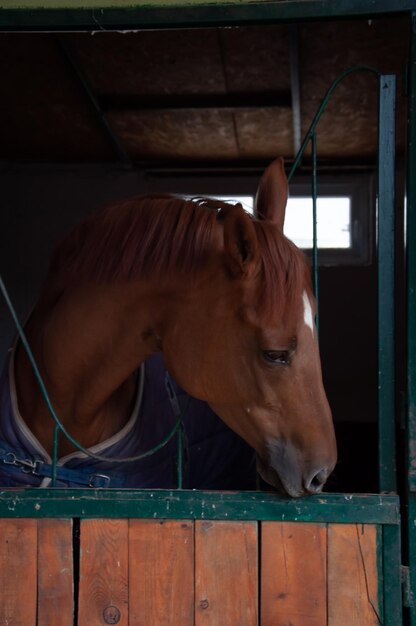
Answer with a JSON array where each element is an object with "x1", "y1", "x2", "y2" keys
[
  {"x1": 145, "y1": 169, "x2": 375, "y2": 267},
  {"x1": 286, "y1": 172, "x2": 375, "y2": 266}
]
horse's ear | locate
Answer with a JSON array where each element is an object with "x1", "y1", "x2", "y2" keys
[
  {"x1": 223, "y1": 204, "x2": 259, "y2": 277},
  {"x1": 254, "y1": 157, "x2": 288, "y2": 230}
]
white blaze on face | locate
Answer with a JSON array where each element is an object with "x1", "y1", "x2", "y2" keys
[{"x1": 303, "y1": 291, "x2": 314, "y2": 334}]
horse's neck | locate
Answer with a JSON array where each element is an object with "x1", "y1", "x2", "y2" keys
[{"x1": 14, "y1": 282, "x2": 167, "y2": 456}]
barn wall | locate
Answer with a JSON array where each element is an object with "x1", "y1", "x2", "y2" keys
[{"x1": 0, "y1": 164, "x2": 149, "y2": 354}]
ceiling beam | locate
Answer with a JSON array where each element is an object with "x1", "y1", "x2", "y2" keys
[
  {"x1": 290, "y1": 24, "x2": 302, "y2": 157},
  {"x1": 55, "y1": 35, "x2": 132, "y2": 167},
  {"x1": 98, "y1": 92, "x2": 292, "y2": 112}
]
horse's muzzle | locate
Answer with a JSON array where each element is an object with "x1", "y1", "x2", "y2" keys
[{"x1": 256, "y1": 439, "x2": 336, "y2": 498}]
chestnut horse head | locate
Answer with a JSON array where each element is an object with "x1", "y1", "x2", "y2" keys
[
  {"x1": 161, "y1": 158, "x2": 337, "y2": 496},
  {"x1": 14, "y1": 157, "x2": 336, "y2": 497}
]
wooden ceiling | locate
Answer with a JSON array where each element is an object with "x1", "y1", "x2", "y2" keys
[{"x1": 0, "y1": 15, "x2": 409, "y2": 169}]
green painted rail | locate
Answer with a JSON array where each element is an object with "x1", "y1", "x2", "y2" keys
[
  {"x1": 1, "y1": 0, "x2": 416, "y2": 31},
  {"x1": 0, "y1": 489, "x2": 400, "y2": 522}
]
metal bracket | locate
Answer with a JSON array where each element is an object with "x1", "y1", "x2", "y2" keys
[{"x1": 401, "y1": 565, "x2": 415, "y2": 608}]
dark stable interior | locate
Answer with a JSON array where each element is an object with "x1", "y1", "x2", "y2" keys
[{"x1": 0, "y1": 15, "x2": 409, "y2": 495}]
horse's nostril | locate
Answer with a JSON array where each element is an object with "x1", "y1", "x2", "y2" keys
[{"x1": 304, "y1": 468, "x2": 328, "y2": 494}]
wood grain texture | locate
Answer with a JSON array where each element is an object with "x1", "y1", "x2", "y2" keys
[
  {"x1": 0, "y1": 519, "x2": 37, "y2": 625},
  {"x1": 78, "y1": 519, "x2": 129, "y2": 626},
  {"x1": 328, "y1": 524, "x2": 380, "y2": 626},
  {"x1": 129, "y1": 520, "x2": 194, "y2": 626},
  {"x1": 195, "y1": 520, "x2": 258, "y2": 626},
  {"x1": 261, "y1": 521, "x2": 327, "y2": 626},
  {"x1": 38, "y1": 519, "x2": 74, "y2": 626}
]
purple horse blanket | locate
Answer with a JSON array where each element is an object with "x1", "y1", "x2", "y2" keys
[{"x1": 0, "y1": 349, "x2": 255, "y2": 489}]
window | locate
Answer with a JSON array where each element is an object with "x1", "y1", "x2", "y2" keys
[
  {"x1": 284, "y1": 196, "x2": 351, "y2": 249},
  {"x1": 148, "y1": 172, "x2": 373, "y2": 266},
  {"x1": 285, "y1": 175, "x2": 373, "y2": 265},
  {"x1": 217, "y1": 195, "x2": 353, "y2": 251}
]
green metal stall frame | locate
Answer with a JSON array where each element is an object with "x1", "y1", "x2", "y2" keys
[
  {"x1": 0, "y1": 0, "x2": 414, "y2": 30},
  {"x1": 0, "y1": 1, "x2": 415, "y2": 624},
  {"x1": 407, "y1": 11, "x2": 416, "y2": 625},
  {"x1": 0, "y1": 491, "x2": 404, "y2": 624}
]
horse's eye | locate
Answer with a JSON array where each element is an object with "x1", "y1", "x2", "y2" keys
[{"x1": 262, "y1": 350, "x2": 290, "y2": 366}]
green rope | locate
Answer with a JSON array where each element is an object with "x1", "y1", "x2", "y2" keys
[
  {"x1": 287, "y1": 65, "x2": 380, "y2": 327},
  {"x1": 177, "y1": 422, "x2": 184, "y2": 489},
  {"x1": 288, "y1": 65, "x2": 380, "y2": 182},
  {"x1": 52, "y1": 425, "x2": 59, "y2": 486}
]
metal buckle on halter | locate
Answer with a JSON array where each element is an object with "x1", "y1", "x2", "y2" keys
[
  {"x1": 3, "y1": 451, "x2": 42, "y2": 475},
  {"x1": 88, "y1": 473, "x2": 111, "y2": 488}
]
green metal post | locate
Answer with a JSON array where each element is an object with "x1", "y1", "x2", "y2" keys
[
  {"x1": 407, "y1": 13, "x2": 416, "y2": 626},
  {"x1": 383, "y1": 524, "x2": 403, "y2": 625},
  {"x1": 378, "y1": 74, "x2": 397, "y2": 494},
  {"x1": 377, "y1": 72, "x2": 401, "y2": 626},
  {"x1": 311, "y1": 131, "x2": 319, "y2": 334}
]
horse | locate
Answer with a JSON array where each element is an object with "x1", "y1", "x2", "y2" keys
[{"x1": 0, "y1": 157, "x2": 336, "y2": 497}]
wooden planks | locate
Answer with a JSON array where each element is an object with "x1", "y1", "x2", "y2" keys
[
  {"x1": 328, "y1": 524, "x2": 380, "y2": 626},
  {"x1": 38, "y1": 519, "x2": 74, "y2": 626},
  {"x1": 261, "y1": 522, "x2": 380, "y2": 626},
  {"x1": 261, "y1": 522, "x2": 327, "y2": 626},
  {"x1": 0, "y1": 518, "x2": 382, "y2": 625},
  {"x1": 78, "y1": 519, "x2": 194, "y2": 626},
  {"x1": 0, "y1": 519, "x2": 37, "y2": 626},
  {"x1": 195, "y1": 520, "x2": 258, "y2": 626},
  {"x1": 78, "y1": 519, "x2": 129, "y2": 626},
  {"x1": 129, "y1": 520, "x2": 194, "y2": 626},
  {"x1": 78, "y1": 519, "x2": 258, "y2": 626}
]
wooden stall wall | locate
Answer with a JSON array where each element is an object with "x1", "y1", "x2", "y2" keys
[{"x1": 0, "y1": 518, "x2": 381, "y2": 626}]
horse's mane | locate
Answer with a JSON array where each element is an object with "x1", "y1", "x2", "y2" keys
[{"x1": 47, "y1": 194, "x2": 310, "y2": 322}]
